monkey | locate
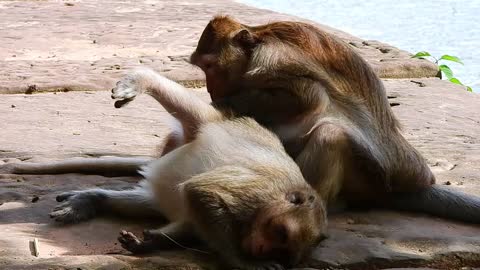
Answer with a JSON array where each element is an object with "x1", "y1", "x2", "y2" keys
[
  {"x1": 6, "y1": 68, "x2": 327, "y2": 269},
  {"x1": 185, "y1": 15, "x2": 480, "y2": 223}
]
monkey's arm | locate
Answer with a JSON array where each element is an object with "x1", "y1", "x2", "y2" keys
[
  {"x1": 112, "y1": 68, "x2": 223, "y2": 140},
  {"x1": 4, "y1": 156, "x2": 152, "y2": 176},
  {"x1": 217, "y1": 79, "x2": 325, "y2": 125}
]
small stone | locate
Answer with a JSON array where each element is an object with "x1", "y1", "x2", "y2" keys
[
  {"x1": 11, "y1": 104, "x2": 16, "y2": 108},
  {"x1": 64, "y1": 3, "x2": 74, "y2": 6},
  {"x1": 92, "y1": 40, "x2": 97, "y2": 44},
  {"x1": 31, "y1": 196, "x2": 39, "y2": 203},
  {"x1": 25, "y1": 84, "x2": 37, "y2": 94},
  {"x1": 445, "y1": 181, "x2": 452, "y2": 185}
]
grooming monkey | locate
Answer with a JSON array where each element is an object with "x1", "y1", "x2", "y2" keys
[
  {"x1": 9, "y1": 69, "x2": 327, "y2": 269},
  {"x1": 185, "y1": 16, "x2": 480, "y2": 223}
]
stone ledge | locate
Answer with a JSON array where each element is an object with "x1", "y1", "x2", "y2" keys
[{"x1": 0, "y1": 0, "x2": 438, "y2": 94}]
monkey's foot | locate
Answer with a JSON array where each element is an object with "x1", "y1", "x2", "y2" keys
[
  {"x1": 118, "y1": 230, "x2": 156, "y2": 254},
  {"x1": 49, "y1": 191, "x2": 100, "y2": 224}
]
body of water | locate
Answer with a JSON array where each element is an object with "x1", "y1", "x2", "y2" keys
[{"x1": 239, "y1": 0, "x2": 480, "y2": 92}]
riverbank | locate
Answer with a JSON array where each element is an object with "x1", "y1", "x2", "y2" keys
[{"x1": 1, "y1": 1, "x2": 479, "y2": 269}]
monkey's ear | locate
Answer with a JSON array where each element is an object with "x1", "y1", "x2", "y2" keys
[{"x1": 232, "y1": 29, "x2": 259, "y2": 49}]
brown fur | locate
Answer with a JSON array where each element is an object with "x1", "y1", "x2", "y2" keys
[{"x1": 190, "y1": 15, "x2": 435, "y2": 206}]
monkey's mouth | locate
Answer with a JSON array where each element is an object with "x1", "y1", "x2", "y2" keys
[{"x1": 245, "y1": 237, "x2": 292, "y2": 264}]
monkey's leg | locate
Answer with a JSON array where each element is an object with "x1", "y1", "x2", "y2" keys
[
  {"x1": 112, "y1": 68, "x2": 222, "y2": 140},
  {"x1": 118, "y1": 222, "x2": 201, "y2": 254},
  {"x1": 6, "y1": 156, "x2": 152, "y2": 176},
  {"x1": 51, "y1": 183, "x2": 161, "y2": 224},
  {"x1": 295, "y1": 122, "x2": 352, "y2": 205}
]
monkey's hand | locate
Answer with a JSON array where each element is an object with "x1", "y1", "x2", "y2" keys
[
  {"x1": 118, "y1": 230, "x2": 157, "y2": 254},
  {"x1": 111, "y1": 68, "x2": 156, "y2": 108}
]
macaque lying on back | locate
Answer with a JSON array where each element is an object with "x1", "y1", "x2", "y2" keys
[{"x1": 8, "y1": 68, "x2": 327, "y2": 269}]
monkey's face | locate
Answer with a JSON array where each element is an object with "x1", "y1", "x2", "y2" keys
[
  {"x1": 190, "y1": 16, "x2": 259, "y2": 101},
  {"x1": 241, "y1": 189, "x2": 327, "y2": 266}
]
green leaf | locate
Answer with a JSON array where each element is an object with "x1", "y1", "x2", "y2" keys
[
  {"x1": 439, "y1": 64, "x2": 454, "y2": 79},
  {"x1": 439, "y1": 55, "x2": 464, "y2": 65},
  {"x1": 412, "y1": 51, "x2": 431, "y2": 59},
  {"x1": 449, "y1": 77, "x2": 462, "y2": 85},
  {"x1": 466, "y1": 86, "x2": 473, "y2": 92}
]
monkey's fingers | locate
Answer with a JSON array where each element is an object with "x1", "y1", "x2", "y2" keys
[
  {"x1": 118, "y1": 230, "x2": 150, "y2": 253},
  {"x1": 114, "y1": 98, "x2": 133, "y2": 109}
]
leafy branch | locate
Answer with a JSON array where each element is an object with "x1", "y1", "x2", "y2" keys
[{"x1": 412, "y1": 51, "x2": 472, "y2": 92}]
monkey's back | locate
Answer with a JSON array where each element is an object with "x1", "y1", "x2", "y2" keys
[
  {"x1": 142, "y1": 117, "x2": 305, "y2": 221},
  {"x1": 196, "y1": 117, "x2": 298, "y2": 171}
]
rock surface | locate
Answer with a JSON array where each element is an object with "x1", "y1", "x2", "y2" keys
[
  {"x1": 0, "y1": 0, "x2": 438, "y2": 94},
  {"x1": 1, "y1": 79, "x2": 479, "y2": 270},
  {"x1": 1, "y1": 0, "x2": 479, "y2": 270}
]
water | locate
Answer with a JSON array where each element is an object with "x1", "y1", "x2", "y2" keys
[{"x1": 238, "y1": 0, "x2": 480, "y2": 93}]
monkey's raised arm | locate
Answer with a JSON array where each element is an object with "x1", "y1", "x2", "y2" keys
[{"x1": 112, "y1": 68, "x2": 224, "y2": 140}]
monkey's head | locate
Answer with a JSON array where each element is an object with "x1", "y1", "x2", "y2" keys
[
  {"x1": 190, "y1": 16, "x2": 259, "y2": 100},
  {"x1": 184, "y1": 165, "x2": 327, "y2": 267},
  {"x1": 241, "y1": 187, "x2": 328, "y2": 266}
]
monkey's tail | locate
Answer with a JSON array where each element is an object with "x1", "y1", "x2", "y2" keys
[
  {"x1": 9, "y1": 157, "x2": 153, "y2": 177},
  {"x1": 390, "y1": 184, "x2": 480, "y2": 223}
]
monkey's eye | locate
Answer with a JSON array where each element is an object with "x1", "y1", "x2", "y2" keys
[{"x1": 286, "y1": 192, "x2": 305, "y2": 205}]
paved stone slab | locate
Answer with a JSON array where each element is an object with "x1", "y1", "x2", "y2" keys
[
  {"x1": 0, "y1": 0, "x2": 438, "y2": 94},
  {"x1": 1, "y1": 78, "x2": 479, "y2": 269}
]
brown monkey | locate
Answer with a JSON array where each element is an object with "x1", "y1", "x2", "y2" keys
[
  {"x1": 188, "y1": 16, "x2": 480, "y2": 223},
  {"x1": 8, "y1": 68, "x2": 327, "y2": 269}
]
